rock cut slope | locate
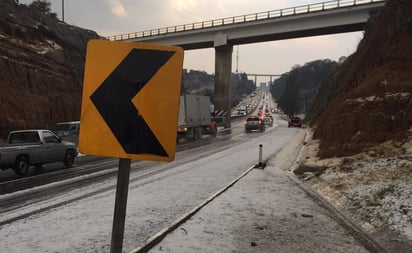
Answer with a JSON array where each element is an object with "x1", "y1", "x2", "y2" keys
[
  {"x1": 0, "y1": 0, "x2": 100, "y2": 139},
  {"x1": 310, "y1": 0, "x2": 412, "y2": 158},
  {"x1": 300, "y1": 1, "x2": 412, "y2": 251}
]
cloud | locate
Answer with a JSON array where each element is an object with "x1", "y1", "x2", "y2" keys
[
  {"x1": 108, "y1": 0, "x2": 127, "y2": 17},
  {"x1": 172, "y1": 0, "x2": 199, "y2": 12}
]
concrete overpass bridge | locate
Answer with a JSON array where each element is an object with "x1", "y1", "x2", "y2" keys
[
  {"x1": 108, "y1": 0, "x2": 385, "y2": 127},
  {"x1": 246, "y1": 74, "x2": 282, "y2": 88}
]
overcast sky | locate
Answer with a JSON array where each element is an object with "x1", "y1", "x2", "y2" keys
[{"x1": 20, "y1": 0, "x2": 364, "y2": 83}]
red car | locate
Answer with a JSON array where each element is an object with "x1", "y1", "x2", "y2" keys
[{"x1": 288, "y1": 116, "x2": 302, "y2": 128}]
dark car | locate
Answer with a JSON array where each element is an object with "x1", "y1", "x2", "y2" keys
[
  {"x1": 51, "y1": 121, "x2": 80, "y2": 144},
  {"x1": 263, "y1": 115, "x2": 273, "y2": 126},
  {"x1": 51, "y1": 121, "x2": 80, "y2": 137},
  {"x1": 288, "y1": 116, "x2": 302, "y2": 128},
  {"x1": 245, "y1": 116, "x2": 265, "y2": 133}
]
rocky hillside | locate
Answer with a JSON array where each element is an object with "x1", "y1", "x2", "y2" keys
[
  {"x1": 0, "y1": 0, "x2": 100, "y2": 139},
  {"x1": 300, "y1": 2, "x2": 412, "y2": 251},
  {"x1": 309, "y1": 0, "x2": 412, "y2": 158}
]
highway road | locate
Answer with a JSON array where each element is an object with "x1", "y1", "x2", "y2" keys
[
  {"x1": 0, "y1": 92, "x2": 326, "y2": 252},
  {"x1": 0, "y1": 91, "x2": 358, "y2": 252}
]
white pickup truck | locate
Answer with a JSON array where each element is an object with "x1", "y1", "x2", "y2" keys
[{"x1": 0, "y1": 130, "x2": 78, "y2": 176}]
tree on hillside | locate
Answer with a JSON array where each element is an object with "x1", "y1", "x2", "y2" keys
[
  {"x1": 270, "y1": 73, "x2": 287, "y2": 100},
  {"x1": 270, "y1": 59, "x2": 337, "y2": 115},
  {"x1": 28, "y1": 0, "x2": 58, "y2": 20},
  {"x1": 236, "y1": 72, "x2": 256, "y2": 96},
  {"x1": 277, "y1": 75, "x2": 301, "y2": 116}
]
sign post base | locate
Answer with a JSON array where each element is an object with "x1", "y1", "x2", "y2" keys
[{"x1": 110, "y1": 158, "x2": 131, "y2": 253}]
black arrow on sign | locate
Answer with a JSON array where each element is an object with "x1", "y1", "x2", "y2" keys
[{"x1": 90, "y1": 48, "x2": 175, "y2": 156}]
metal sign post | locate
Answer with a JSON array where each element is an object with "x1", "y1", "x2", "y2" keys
[{"x1": 110, "y1": 158, "x2": 131, "y2": 253}]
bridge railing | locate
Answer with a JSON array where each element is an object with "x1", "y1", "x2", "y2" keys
[{"x1": 106, "y1": 0, "x2": 384, "y2": 41}]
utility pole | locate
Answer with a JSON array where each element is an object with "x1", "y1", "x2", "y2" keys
[
  {"x1": 235, "y1": 45, "x2": 239, "y2": 73},
  {"x1": 62, "y1": 0, "x2": 64, "y2": 22}
]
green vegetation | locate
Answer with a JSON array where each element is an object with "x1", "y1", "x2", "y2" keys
[
  {"x1": 27, "y1": 0, "x2": 58, "y2": 20},
  {"x1": 276, "y1": 73, "x2": 301, "y2": 116},
  {"x1": 235, "y1": 72, "x2": 256, "y2": 96},
  {"x1": 314, "y1": 167, "x2": 327, "y2": 177},
  {"x1": 182, "y1": 70, "x2": 256, "y2": 107},
  {"x1": 181, "y1": 58, "x2": 337, "y2": 114},
  {"x1": 270, "y1": 59, "x2": 337, "y2": 116},
  {"x1": 232, "y1": 72, "x2": 256, "y2": 107}
]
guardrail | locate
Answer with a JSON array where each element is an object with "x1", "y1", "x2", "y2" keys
[{"x1": 106, "y1": 0, "x2": 385, "y2": 41}]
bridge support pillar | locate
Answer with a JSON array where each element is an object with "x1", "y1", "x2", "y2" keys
[{"x1": 214, "y1": 45, "x2": 233, "y2": 128}]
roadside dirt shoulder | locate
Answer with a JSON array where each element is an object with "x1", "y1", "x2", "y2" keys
[{"x1": 295, "y1": 130, "x2": 412, "y2": 253}]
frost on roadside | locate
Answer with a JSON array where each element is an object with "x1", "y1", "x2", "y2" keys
[{"x1": 307, "y1": 156, "x2": 412, "y2": 242}]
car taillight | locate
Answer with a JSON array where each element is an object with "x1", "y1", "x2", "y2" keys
[{"x1": 178, "y1": 127, "x2": 188, "y2": 132}]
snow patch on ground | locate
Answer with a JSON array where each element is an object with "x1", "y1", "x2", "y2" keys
[{"x1": 298, "y1": 130, "x2": 412, "y2": 250}]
